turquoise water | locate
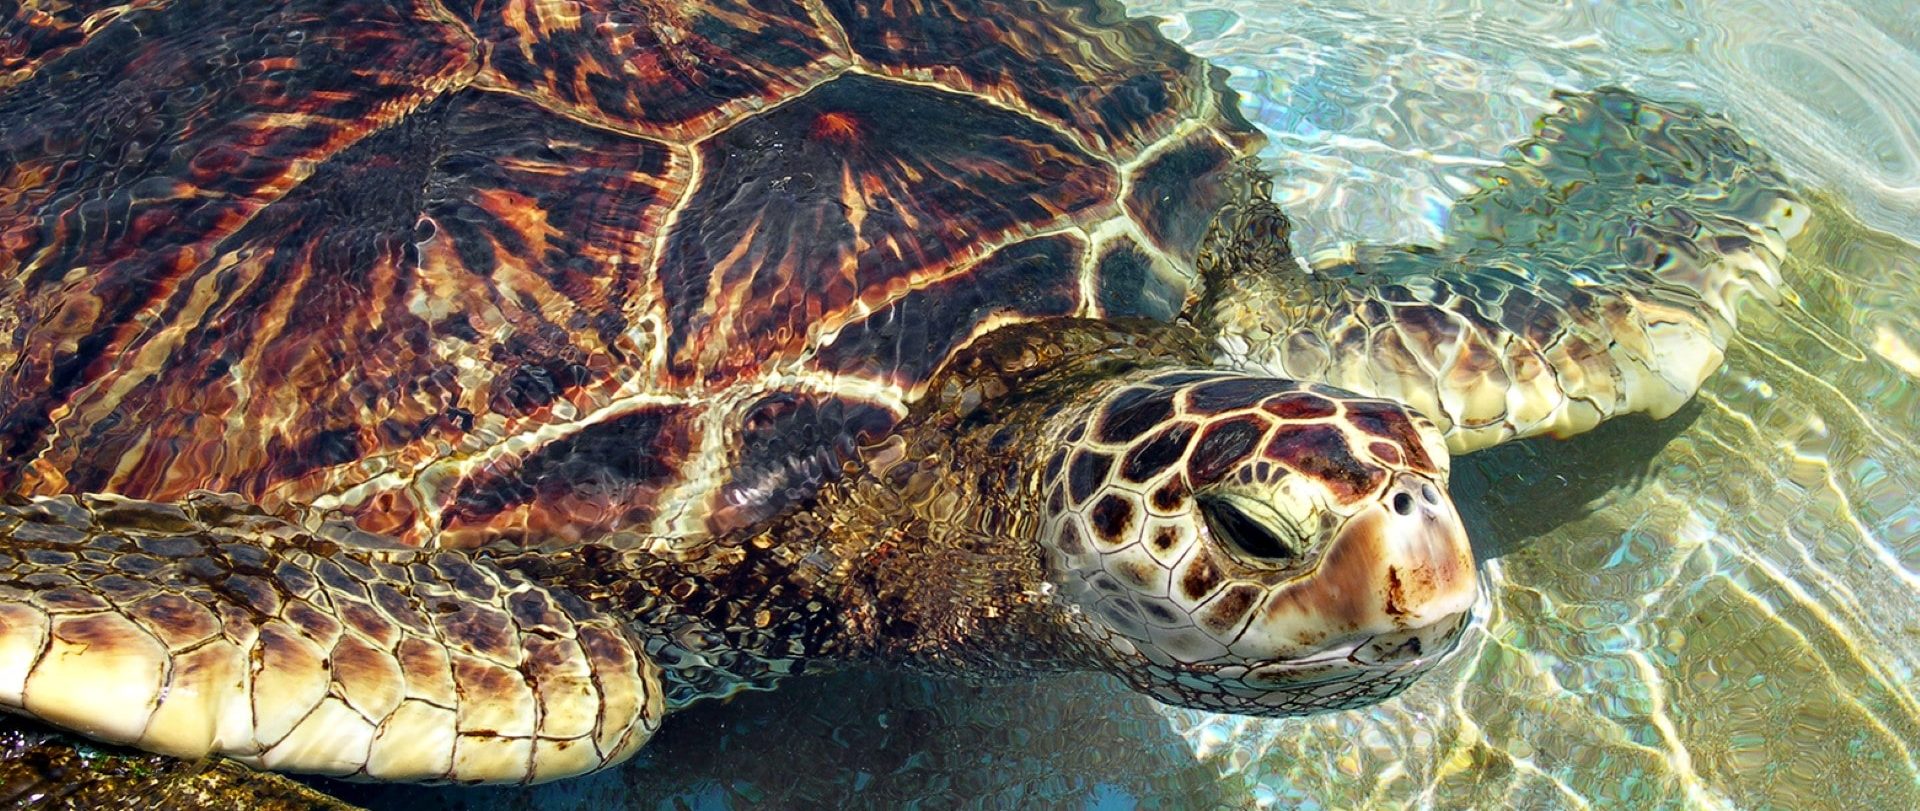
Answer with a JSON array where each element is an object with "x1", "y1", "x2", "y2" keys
[{"x1": 351, "y1": 1, "x2": 1920, "y2": 808}]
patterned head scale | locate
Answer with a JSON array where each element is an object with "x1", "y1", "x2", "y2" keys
[{"x1": 1039, "y1": 371, "x2": 1477, "y2": 714}]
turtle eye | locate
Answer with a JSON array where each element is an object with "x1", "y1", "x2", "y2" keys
[{"x1": 1198, "y1": 494, "x2": 1303, "y2": 564}]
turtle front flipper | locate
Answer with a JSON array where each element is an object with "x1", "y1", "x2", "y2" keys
[
  {"x1": 0, "y1": 494, "x2": 662, "y2": 785},
  {"x1": 1208, "y1": 88, "x2": 1808, "y2": 452}
]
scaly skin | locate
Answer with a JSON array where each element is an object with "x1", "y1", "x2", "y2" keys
[
  {"x1": 0, "y1": 493, "x2": 661, "y2": 785},
  {"x1": 1201, "y1": 89, "x2": 1808, "y2": 453}
]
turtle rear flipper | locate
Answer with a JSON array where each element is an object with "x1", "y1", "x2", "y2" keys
[
  {"x1": 0, "y1": 494, "x2": 662, "y2": 785},
  {"x1": 1210, "y1": 88, "x2": 1807, "y2": 452}
]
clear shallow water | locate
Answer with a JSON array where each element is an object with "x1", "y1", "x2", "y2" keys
[{"x1": 358, "y1": 1, "x2": 1920, "y2": 808}]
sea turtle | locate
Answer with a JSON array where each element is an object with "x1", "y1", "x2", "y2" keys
[{"x1": 0, "y1": 0, "x2": 1804, "y2": 789}]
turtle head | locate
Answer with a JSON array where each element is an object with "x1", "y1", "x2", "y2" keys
[{"x1": 1038, "y1": 371, "x2": 1477, "y2": 715}]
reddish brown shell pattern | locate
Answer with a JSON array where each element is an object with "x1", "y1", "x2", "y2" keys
[{"x1": 0, "y1": 0, "x2": 1257, "y2": 548}]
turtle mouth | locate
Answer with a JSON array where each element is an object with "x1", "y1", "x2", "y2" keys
[
  {"x1": 1255, "y1": 611, "x2": 1473, "y2": 678},
  {"x1": 1122, "y1": 610, "x2": 1474, "y2": 717}
]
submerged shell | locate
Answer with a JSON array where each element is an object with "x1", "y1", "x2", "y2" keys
[{"x1": 0, "y1": 0, "x2": 1257, "y2": 546}]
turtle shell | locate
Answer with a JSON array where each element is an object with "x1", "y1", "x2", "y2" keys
[{"x1": 0, "y1": 0, "x2": 1258, "y2": 547}]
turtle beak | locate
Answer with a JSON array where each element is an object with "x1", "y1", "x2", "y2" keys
[{"x1": 1335, "y1": 472, "x2": 1477, "y2": 640}]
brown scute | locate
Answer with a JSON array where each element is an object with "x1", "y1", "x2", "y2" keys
[
  {"x1": 32, "y1": 586, "x2": 108, "y2": 614},
  {"x1": 442, "y1": 406, "x2": 700, "y2": 546},
  {"x1": 1393, "y1": 304, "x2": 1464, "y2": 352},
  {"x1": 1096, "y1": 387, "x2": 1177, "y2": 444},
  {"x1": 1369, "y1": 441, "x2": 1404, "y2": 466},
  {"x1": 813, "y1": 234, "x2": 1085, "y2": 391},
  {"x1": 281, "y1": 602, "x2": 343, "y2": 645},
  {"x1": 394, "y1": 636, "x2": 456, "y2": 705},
  {"x1": 824, "y1": 0, "x2": 1228, "y2": 156},
  {"x1": 1120, "y1": 422, "x2": 1197, "y2": 483},
  {"x1": 1185, "y1": 377, "x2": 1299, "y2": 415},
  {"x1": 1150, "y1": 526, "x2": 1181, "y2": 553},
  {"x1": 1094, "y1": 239, "x2": 1185, "y2": 321},
  {"x1": 1090, "y1": 495, "x2": 1137, "y2": 544},
  {"x1": 430, "y1": 553, "x2": 500, "y2": 604},
  {"x1": 89, "y1": 574, "x2": 147, "y2": 603},
  {"x1": 1043, "y1": 450, "x2": 1069, "y2": 485},
  {"x1": 710, "y1": 393, "x2": 899, "y2": 532},
  {"x1": 506, "y1": 587, "x2": 574, "y2": 638},
  {"x1": 1198, "y1": 582, "x2": 1262, "y2": 636},
  {"x1": 0, "y1": 0, "x2": 472, "y2": 492},
  {"x1": 435, "y1": 600, "x2": 520, "y2": 667},
  {"x1": 1150, "y1": 481, "x2": 1186, "y2": 513},
  {"x1": 340, "y1": 600, "x2": 401, "y2": 649},
  {"x1": 1067, "y1": 451, "x2": 1115, "y2": 506},
  {"x1": 1142, "y1": 601, "x2": 1181, "y2": 625},
  {"x1": 1262, "y1": 391, "x2": 1340, "y2": 420},
  {"x1": 1179, "y1": 551, "x2": 1224, "y2": 602},
  {"x1": 1125, "y1": 133, "x2": 1244, "y2": 263},
  {"x1": 1263, "y1": 424, "x2": 1386, "y2": 502},
  {"x1": 222, "y1": 574, "x2": 282, "y2": 618},
  {"x1": 1055, "y1": 522, "x2": 1088, "y2": 556},
  {"x1": 126, "y1": 593, "x2": 220, "y2": 649},
  {"x1": 1343, "y1": 401, "x2": 1438, "y2": 472},
  {"x1": 373, "y1": 583, "x2": 433, "y2": 637},
  {"x1": 312, "y1": 560, "x2": 364, "y2": 600},
  {"x1": 658, "y1": 73, "x2": 1114, "y2": 380},
  {"x1": 1187, "y1": 417, "x2": 1268, "y2": 486},
  {"x1": 53, "y1": 610, "x2": 164, "y2": 663},
  {"x1": 450, "y1": 0, "x2": 847, "y2": 142},
  {"x1": 1114, "y1": 560, "x2": 1159, "y2": 591},
  {"x1": 1447, "y1": 328, "x2": 1512, "y2": 424},
  {"x1": 330, "y1": 633, "x2": 403, "y2": 710}
]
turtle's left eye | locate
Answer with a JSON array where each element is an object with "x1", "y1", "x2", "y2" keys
[{"x1": 1199, "y1": 494, "x2": 1302, "y2": 564}]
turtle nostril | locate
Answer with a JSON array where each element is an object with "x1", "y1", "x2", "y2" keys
[{"x1": 1392, "y1": 491, "x2": 1415, "y2": 516}]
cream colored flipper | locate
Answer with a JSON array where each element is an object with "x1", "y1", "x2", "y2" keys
[{"x1": 0, "y1": 493, "x2": 662, "y2": 785}]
